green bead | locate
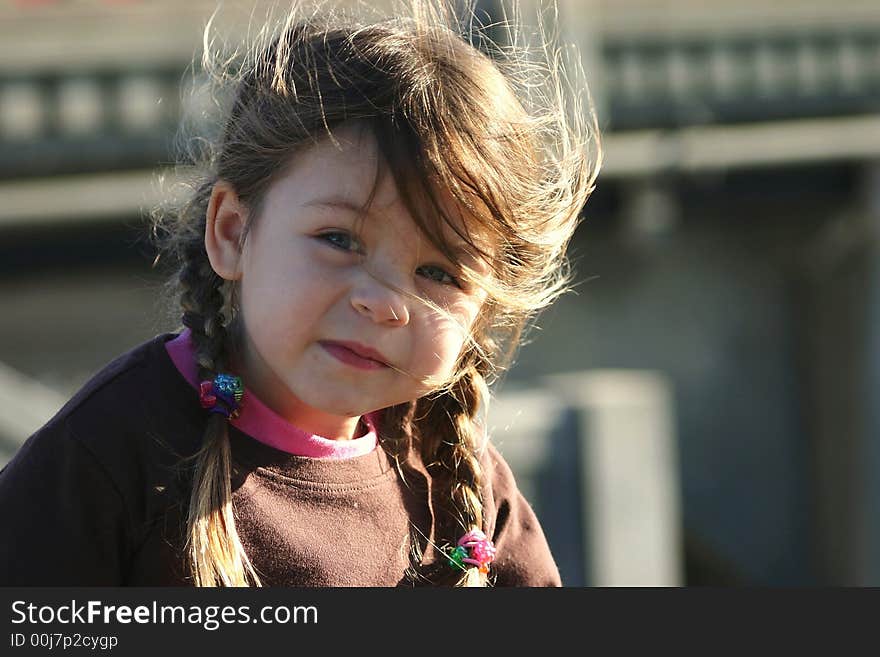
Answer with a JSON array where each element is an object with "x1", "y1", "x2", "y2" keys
[
  {"x1": 231, "y1": 377, "x2": 244, "y2": 403},
  {"x1": 448, "y1": 546, "x2": 468, "y2": 569}
]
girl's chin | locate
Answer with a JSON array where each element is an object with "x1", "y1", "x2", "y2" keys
[
  {"x1": 291, "y1": 393, "x2": 391, "y2": 419},
  {"x1": 289, "y1": 378, "x2": 442, "y2": 418}
]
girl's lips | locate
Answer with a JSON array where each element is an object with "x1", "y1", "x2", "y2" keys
[{"x1": 318, "y1": 341, "x2": 390, "y2": 371}]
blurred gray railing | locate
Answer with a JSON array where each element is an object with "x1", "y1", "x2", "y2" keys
[
  {"x1": 0, "y1": 68, "x2": 187, "y2": 179},
  {"x1": 1, "y1": 27, "x2": 879, "y2": 180},
  {"x1": 603, "y1": 30, "x2": 880, "y2": 129}
]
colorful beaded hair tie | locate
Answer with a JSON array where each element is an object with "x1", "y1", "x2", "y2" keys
[
  {"x1": 199, "y1": 373, "x2": 244, "y2": 420},
  {"x1": 447, "y1": 529, "x2": 497, "y2": 575}
]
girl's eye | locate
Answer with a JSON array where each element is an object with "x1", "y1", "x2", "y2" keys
[
  {"x1": 317, "y1": 231, "x2": 363, "y2": 253},
  {"x1": 416, "y1": 264, "x2": 461, "y2": 288}
]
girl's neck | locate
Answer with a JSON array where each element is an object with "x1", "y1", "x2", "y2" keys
[{"x1": 259, "y1": 401, "x2": 365, "y2": 441}]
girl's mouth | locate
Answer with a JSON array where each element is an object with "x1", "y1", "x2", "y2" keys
[{"x1": 318, "y1": 340, "x2": 391, "y2": 371}]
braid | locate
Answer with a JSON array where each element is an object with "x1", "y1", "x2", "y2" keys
[
  {"x1": 176, "y1": 185, "x2": 262, "y2": 587},
  {"x1": 379, "y1": 401, "x2": 417, "y2": 481},
  {"x1": 378, "y1": 401, "x2": 437, "y2": 586},
  {"x1": 414, "y1": 365, "x2": 490, "y2": 587}
]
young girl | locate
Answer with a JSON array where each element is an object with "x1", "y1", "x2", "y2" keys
[{"x1": 0, "y1": 0, "x2": 599, "y2": 586}]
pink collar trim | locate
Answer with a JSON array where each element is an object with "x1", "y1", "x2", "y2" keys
[{"x1": 165, "y1": 329, "x2": 379, "y2": 460}]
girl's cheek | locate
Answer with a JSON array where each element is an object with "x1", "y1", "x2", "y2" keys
[
  {"x1": 417, "y1": 308, "x2": 455, "y2": 339},
  {"x1": 430, "y1": 323, "x2": 470, "y2": 365},
  {"x1": 429, "y1": 304, "x2": 480, "y2": 345}
]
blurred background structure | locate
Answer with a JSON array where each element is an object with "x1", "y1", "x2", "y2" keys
[{"x1": 2, "y1": 0, "x2": 880, "y2": 586}]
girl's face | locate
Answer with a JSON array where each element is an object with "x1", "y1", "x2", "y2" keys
[{"x1": 207, "y1": 125, "x2": 488, "y2": 440}]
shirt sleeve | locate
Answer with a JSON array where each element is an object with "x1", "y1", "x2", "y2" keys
[
  {"x1": 482, "y1": 443, "x2": 562, "y2": 587},
  {"x1": 0, "y1": 423, "x2": 129, "y2": 585}
]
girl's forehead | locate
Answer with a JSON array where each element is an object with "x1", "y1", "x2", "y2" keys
[
  {"x1": 281, "y1": 124, "x2": 382, "y2": 197},
  {"x1": 267, "y1": 123, "x2": 495, "y2": 274}
]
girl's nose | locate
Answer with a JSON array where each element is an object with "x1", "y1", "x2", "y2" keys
[{"x1": 350, "y1": 278, "x2": 411, "y2": 326}]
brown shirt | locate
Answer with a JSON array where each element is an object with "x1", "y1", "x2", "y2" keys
[{"x1": 0, "y1": 334, "x2": 561, "y2": 586}]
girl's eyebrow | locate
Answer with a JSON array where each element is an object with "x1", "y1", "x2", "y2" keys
[{"x1": 303, "y1": 196, "x2": 377, "y2": 217}]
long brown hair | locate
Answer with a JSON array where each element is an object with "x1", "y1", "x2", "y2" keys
[{"x1": 151, "y1": 0, "x2": 601, "y2": 587}]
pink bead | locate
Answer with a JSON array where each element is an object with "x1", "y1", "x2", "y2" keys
[
  {"x1": 457, "y1": 529, "x2": 487, "y2": 547},
  {"x1": 457, "y1": 529, "x2": 496, "y2": 569},
  {"x1": 199, "y1": 381, "x2": 217, "y2": 409},
  {"x1": 470, "y1": 540, "x2": 496, "y2": 566}
]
